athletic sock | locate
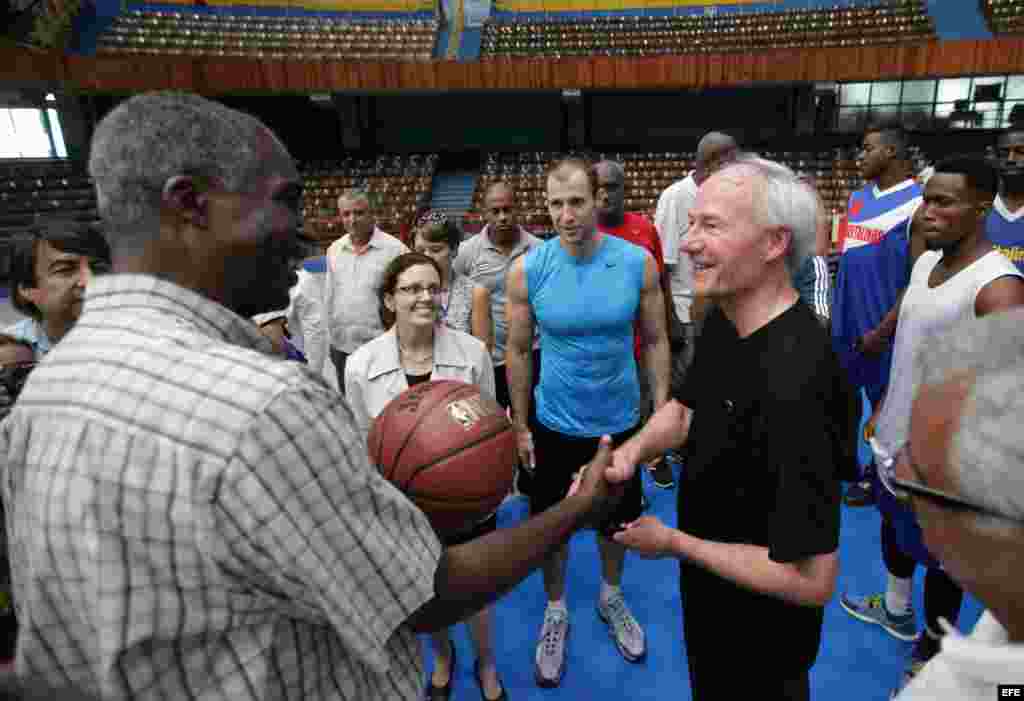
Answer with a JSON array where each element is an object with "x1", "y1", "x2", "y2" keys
[
  {"x1": 600, "y1": 581, "x2": 622, "y2": 606},
  {"x1": 885, "y1": 574, "x2": 912, "y2": 616}
]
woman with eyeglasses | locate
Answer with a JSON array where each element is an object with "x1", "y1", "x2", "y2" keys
[{"x1": 344, "y1": 251, "x2": 507, "y2": 701}]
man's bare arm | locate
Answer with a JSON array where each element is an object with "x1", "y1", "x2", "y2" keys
[
  {"x1": 638, "y1": 255, "x2": 671, "y2": 409},
  {"x1": 505, "y1": 258, "x2": 534, "y2": 429}
]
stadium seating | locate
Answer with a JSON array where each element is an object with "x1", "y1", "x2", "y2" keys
[
  {"x1": 0, "y1": 160, "x2": 98, "y2": 278},
  {"x1": 466, "y1": 150, "x2": 864, "y2": 236},
  {"x1": 300, "y1": 153, "x2": 437, "y2": 248},
  {"x1": 480, "y1": 1, "x2": 935, "y2": 58},
  {"x1": 984, "y1": 0, "x2": 1024, "y2": 34},
  {"x1": 96, "y1": 10, "x2": 438, "y2": 61},
  {"x1": 0, "y1": 160, "x2": 98, "y2": 234},
  {"x1": 0, "y1": 154, "x2": 435, "y2": 267}
]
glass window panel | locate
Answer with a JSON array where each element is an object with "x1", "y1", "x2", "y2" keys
[
  {"x1": 46, "y1": 108, "x2": 67, "y2": 159},
  {"x1": 935, "y1": 103, "x2": 956, "y2": 119},
  {"x1": 1003, "y1": 100, "x2": 1024, "y2": 128},
  {"x1": 901, "y1": 80, "x2": 936, "y2": 104},
  {"x1": 0, "y1": 109, "x2": 52, "y2": 159},
  {"x1": 937, "y1": 78, "x2": 971, "y2": 104},
  {"x1": 871, "y1": 81, "x2": 901, "y2": 105},
  {"x1": 973, "y1": 75, "x2": 1005, "y2": 102},
  {"x1": 982, "y1": 111, "x2": 1002, "y2": 129},
  {"x1": 840, "y1": 83, "x2": 871, "y2": 106},
  {"x1": 1006, "y1": 76, "x2": 1024, "y2": 100}
]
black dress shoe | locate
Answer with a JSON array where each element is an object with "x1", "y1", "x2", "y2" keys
[
  {"x1": 474, "y1": 659, "x2": 508, "y2": 701},
  {"x1": 426, "y1": 641, "x2": 455, "y2": 701}
]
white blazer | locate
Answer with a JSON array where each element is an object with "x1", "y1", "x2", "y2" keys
[{"x1": 345, "y1": 325, "x2": 496, "y2": 436}]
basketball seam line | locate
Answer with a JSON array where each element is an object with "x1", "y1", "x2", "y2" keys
[
  {"x1": 392, "y1": 382, "x2": 476, "y2": 490},
  {"x1": 404, "y1": 423, "x2": 514, "y2": 494}
]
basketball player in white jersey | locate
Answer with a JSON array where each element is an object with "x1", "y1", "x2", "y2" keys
[{"x1": 840, "y1": 156, "x2": 1024, "y2": 696}]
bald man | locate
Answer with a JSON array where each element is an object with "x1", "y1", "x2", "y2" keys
[
  {"x1": 454, "y1": 182, "x2": 543, "y2": 413},
  {"x1": 655, "y1": 131, "x2": 738, "y2": 332}
]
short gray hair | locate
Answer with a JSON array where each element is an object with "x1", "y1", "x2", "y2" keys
[
  {"x1": 918, "y1": 308, "x2": 1024, "y2": 532},
  {"x1": 717, "y1": 154, "x2": 819, "y2": 276},
  {"x1": 88, "y1": 92, "x2": 271, "y2": 253},
  {"x1": 337, "y1": 188, "x2": 371, "y2": 210}
]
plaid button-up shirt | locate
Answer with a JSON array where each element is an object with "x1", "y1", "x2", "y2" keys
[{"x1": 1, "y1": 274, "x2": 441, "y2": 700}]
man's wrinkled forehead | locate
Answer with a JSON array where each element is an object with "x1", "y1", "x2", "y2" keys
[{"x1": 485, "y1": 183, "x2": 515, "y2": 207}]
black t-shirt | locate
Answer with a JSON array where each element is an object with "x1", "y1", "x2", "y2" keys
[{"x1": 673, "y1": 301, "x2": 844, "y2": 673}]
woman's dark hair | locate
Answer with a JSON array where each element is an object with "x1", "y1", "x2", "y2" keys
[
  {"x1": 414, "y1": 214, "x2": 463, "y2": 253},
  {"x1": 9, "y1": 219, "x2": 111, "y2": 320},
  {"x1": 377, "y1": 252, "x2": 443, "y2": 328}
]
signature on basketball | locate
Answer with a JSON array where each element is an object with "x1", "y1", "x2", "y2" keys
[{"x1": 447, "y1": 396, "x2": 496, "y2": 430}]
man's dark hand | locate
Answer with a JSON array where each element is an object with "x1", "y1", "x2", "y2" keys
[
  {"x1": 567, "y1": 435, "x2": 625, "y2": 530},
  {"x1": 856, "y1": 327, "x2": 889, "y2": 356}
]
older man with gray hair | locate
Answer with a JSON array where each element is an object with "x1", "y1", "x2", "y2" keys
[
  {"x1": 883, "y1": 307, "x2": 1024, "y2": 700},
  {"x1": 610, "y1": 155, "x2": 851, "y2": 700},
  {"x1": 0, "y1": 92, "x2": 625, "y2": 701},
  {"x1": 325, "y1": 188, "x2": 408, "y2": 393}
]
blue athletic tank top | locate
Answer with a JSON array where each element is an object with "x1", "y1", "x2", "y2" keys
[
  {"x1": 525, "y1": 234, "x2": 646, "y2": 437},
  {"x1": 987, "y1": 196, "x2": 1024, "y2": 274}
]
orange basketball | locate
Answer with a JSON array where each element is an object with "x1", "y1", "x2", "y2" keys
[{"x1": 368, "y1": 380, "x2": 516, "y2": 538}]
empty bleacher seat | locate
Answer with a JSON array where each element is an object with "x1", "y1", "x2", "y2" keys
[
  {"x1": 96, "y1": 11, "x2": 439, "y2": 62},
  {"x1": 300, "y1": 153, "x2": 438, "y2": 249},
  {"x1": 480, "y1": 1, "x2": 936, "y2": 59}
]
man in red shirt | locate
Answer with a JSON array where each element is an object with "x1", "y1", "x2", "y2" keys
[{"x1": 596, "y1": 159, "x2": 675, "y2": 489}]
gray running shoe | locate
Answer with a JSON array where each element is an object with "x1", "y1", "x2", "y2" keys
[
  {"x1": 535, "y1": 607, "x2": 569, "y2": 687},
  {"x1": 597, "y1": 593, "x2": 646, "y2": 662},
  {"x1": 840, "y1": 592, "x2": 918, "y2": 642}
]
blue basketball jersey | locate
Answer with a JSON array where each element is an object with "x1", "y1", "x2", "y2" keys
[
  {"x1": 839, "y1": 180, "x2": 922, "y2": 253},
  {"x1": 987, "y1": 195, "x2": 1024, "y2": 274},
  {"x1": 832, "y1": 180, "x2": 921, "y2": 407}
]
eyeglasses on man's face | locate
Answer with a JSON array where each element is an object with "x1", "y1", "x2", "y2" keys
[{"x1": 873, "y1": 437, "x2": 1024, "y2": 526}]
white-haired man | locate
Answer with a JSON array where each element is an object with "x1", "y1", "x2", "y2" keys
[
  {"x1": 609, "y1": 156, "x2": 850, "y2": 700},
  {"x1": 0, "y1": 91, "x2": 623, "y2": 700},
  {"x1": 886, "y1": 308, "x2": 1024, "y2": 700}
]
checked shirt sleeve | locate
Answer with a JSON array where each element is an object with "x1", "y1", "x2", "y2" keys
[{"x1": 209, "y1": 382, "x2": 442, "y2": 677}]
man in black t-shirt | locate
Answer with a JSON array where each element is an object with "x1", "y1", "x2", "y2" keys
[{"x1": 605, "y1": 155, "x2": 846, "y2": 700}]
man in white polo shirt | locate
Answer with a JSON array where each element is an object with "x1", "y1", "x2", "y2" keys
[
  {"x1": 655, "y1": 131, "x2": 738, "y2": 337},
  {"x1": 325, "y1": 189, "x2": 408, "y2": 393}
]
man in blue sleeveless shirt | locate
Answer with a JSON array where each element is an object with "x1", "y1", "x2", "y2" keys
[
  {"x1": 987, "y1": 127, "x2": 1024, "y2": 273},
  {"x1": 506, "y1": 158, "x2": 670, "y2": 688}
]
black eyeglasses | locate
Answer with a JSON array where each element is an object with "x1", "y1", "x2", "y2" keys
[{"x1": 873, "y1": 437, "x2": 1024, "y2": 526}]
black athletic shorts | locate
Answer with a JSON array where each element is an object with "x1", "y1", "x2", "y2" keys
[{"x1": 528, "y1": 418, "x2": 644, "y2": 536}]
